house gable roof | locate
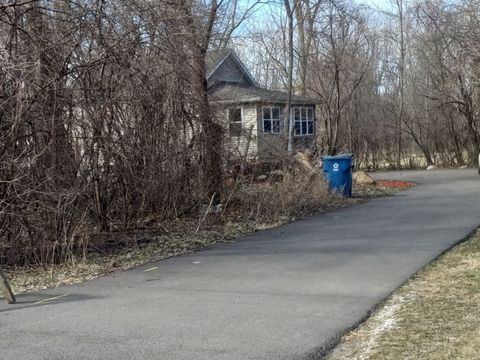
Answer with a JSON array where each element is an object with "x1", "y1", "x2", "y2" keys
[
  {"x1": 206, "y1": 50, "x2": 320, "y2": 105},
  {"x1": 206, "y1": 49, "x2": 257, "y2": 88}
]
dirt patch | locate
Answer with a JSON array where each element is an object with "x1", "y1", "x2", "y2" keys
[
  {"x1": 353, "y1": 180, "x2": 413, "y2": 199},
  {"x1": 377, "y1": 180, "x2": 416, "y2": 189}
]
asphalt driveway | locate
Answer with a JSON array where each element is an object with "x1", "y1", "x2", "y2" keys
[{"x1": 1, "y1": 169, "x2": 479, "y2": 360}]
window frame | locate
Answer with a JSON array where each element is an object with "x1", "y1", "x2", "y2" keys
[
  {"x1": 292, "y1": 106, "x2": 315, "y2": 137},
  {"x1": 228, "y1": 107, "x2": 243, "y2": 137},
  {"x1": 262, "y1": 106, "x2": 281, "y2": 134}
]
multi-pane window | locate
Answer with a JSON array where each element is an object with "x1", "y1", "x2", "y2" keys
[
  {"x1": 228, "y1": 107, "x2": 242, "y2": 136},
  {"x1": 263, "y1": 106, "x2": 281, "y2": 133},
  {"x1": 293, "y1": 107, "x2": 314, "y2": 136}
]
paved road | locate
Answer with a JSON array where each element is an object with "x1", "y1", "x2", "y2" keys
[{"x1": 1, "y1": 169, "x2": 479, "y2": 360}]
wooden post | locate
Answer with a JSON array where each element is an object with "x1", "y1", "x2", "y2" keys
[{"x1": 0, "y1": 266, "x2": 15, "y2": 304}]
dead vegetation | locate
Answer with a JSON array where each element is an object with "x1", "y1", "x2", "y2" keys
[
  {"x1": 327, "y1": 229, "x2": 480, "y2": 360},
  {"x1": 225, "y1": 166, "x2": 350, "y2": 222}
]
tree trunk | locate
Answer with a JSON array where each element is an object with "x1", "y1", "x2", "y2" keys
[
  {"x1": 396, "y1": 0, "x2": 405, "y2": 169},
  {"x1": 182, "y1": 0, "x2": 223, "y2": 203},
  {"x1": 295, "y1": 0, "x2": 321, "y2": 96},
  {"x1": 285, "y1": 0, "x2": 296, "y2": 155},
  {"x1": 193, "y1": 53, "x2": 223, "y2": 203},
  {"x1": 0, "y1": 266, "x2": 15, "y2": 304}
]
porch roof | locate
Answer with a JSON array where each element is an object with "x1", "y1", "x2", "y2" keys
[{"x1": 209, "y1": 84, "x2": 320, "y2": 105}]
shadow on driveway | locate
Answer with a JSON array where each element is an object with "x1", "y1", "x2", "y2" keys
[{"x1": 0, "y1": 293, "x2": 103, "y2": 313}]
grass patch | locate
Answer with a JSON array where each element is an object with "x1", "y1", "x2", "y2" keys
[{"x1": 327, "y1": 229, "x2": 480, "y2": 360}]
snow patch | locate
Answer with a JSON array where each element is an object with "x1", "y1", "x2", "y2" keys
[{"x1": 356, "y1": 295, "x2": 406, "y2": 360}]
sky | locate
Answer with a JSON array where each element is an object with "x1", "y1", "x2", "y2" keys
[
  {"x1": 235, "y1": 0, "x2": 396, "y2": 38},
  {"x1": 357, "y1": 0, "x2": 394, "y2": 11}
]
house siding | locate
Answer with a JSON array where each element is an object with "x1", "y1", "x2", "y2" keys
[
  {"x1": 213, "y1": 103, "x2": 316, "y2": 161},
  {"x1": 219, "y1": 105, "x2": 258, "y2": 160}
]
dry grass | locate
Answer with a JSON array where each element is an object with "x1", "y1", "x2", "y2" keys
[
  {"x1": 327, "y1": 229, "x2": 480, "y2": 360},
  {"x1": 226, "y1": 173, "x2": 355, "y2": 222},
  {"x1": 3, "y1": 224, "x2": 247, "y2": 294}
]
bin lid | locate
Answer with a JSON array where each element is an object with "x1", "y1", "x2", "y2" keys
[{"x1": 321, "y1": 154, "x2": 353, "y2": 161}]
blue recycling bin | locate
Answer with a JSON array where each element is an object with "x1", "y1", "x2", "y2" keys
[{"x1": 321, "y1": 154, "x2": 353, "y2": 197}]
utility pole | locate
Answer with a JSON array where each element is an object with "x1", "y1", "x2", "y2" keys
[{"x1": 0, "y1": 266, "x2": 15, "y2": 304}]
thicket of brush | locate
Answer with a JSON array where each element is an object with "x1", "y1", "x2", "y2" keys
[{"x1": 0, "y1": 0, "x2": 332, "y2": 266}]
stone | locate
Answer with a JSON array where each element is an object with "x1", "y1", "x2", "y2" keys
[
  {"x1": 353, "y1": 171, "x2": 376, "y2": 186},
  {"x1": 426, "y1": 165, "x2": 437, "y2": 170},
  {"x1": 257, "y1": 174, "x2": 268, "y2": 181}
]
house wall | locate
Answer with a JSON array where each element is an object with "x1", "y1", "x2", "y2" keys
[
  {"x1": 256, "y1": 104, "x2": 316, "y2": 159},
  {"x1": 208, "y1": 57, "x2": 253, "y2": 88},
  {"x1": 216, "y1": 104, "x2": 258, "y2": 160},
  {"x1": 256, "y1": 104, "x2": 287, "y2": 160},
  {"x1": 214, "y1": 103, "x2": 317, "y2": 162}
]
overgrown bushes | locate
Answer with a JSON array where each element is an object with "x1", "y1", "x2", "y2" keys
[
  {"x1": 0, "y1": 1, "x2": 209, "y2": 266},
  {"x1": 226, "y1": 172, "x2": 344, "y2": 222}
]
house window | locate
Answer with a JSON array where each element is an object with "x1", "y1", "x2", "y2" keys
[
  {"x1": 293, "y1": 107, "x2": 314, "y2": 136},
  {"x1": 228, "y1": 107, "x2": 242, "y2": 136},
  {"x1": 263, "y1": 106, "x2": 281, "y2": 133}
]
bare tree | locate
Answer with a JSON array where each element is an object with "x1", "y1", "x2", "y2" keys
[
  {"x1": 0, "y1": 266, "x2": 15, "y2": 304},
  {"x1": 309, "y1": 2, "x2": 372, "y2": 154},
  {"x1": 295, "y1": 0, "x2": 322, "y2": 96},
  {"x1": 284, "y1": 0, "x2": 297, "y2": 154}
]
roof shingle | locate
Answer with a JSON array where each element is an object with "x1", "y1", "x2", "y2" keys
[
  {"x1": 209, "y1": 84, "x2": 320, "y2": 105},
  {"x1": 205, "y1": 49, "x2": 231, "y2": 78}
]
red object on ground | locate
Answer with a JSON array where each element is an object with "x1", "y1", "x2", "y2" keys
[{"x1": 377, "y1": 180, "x2": 416, "y2": 188}]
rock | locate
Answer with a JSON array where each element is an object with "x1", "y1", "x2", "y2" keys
[
  {"x1": 426, "y1": 165, "x2": 437, "y2": 170},
  {"x1": 257, "y1": 174, "x2": 268, "y2": 181},
  {"x1": 459, "y1": 165, "x2": 468, "y2": 169},
  {"x1": 353, "y1": 171, "x2": 376, "y2": 186}
]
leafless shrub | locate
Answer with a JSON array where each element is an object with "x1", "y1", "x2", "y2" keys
[
  {"x1": 0, "y1": 0, "x2": 222, "y2": 266},
  {"x1": 225, "y1": 171, "x2": 344, "y2": 223}
]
